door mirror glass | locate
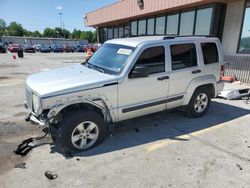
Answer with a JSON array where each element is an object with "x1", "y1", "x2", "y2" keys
[{"x1": 129, "y1": 65, "x2": 149, "y2": 78}]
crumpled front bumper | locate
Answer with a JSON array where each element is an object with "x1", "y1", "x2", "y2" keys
[{"x1": 24, "y1": 102, "x2": 48, "y2": 127}]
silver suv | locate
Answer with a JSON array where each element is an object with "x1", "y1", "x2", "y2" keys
[{"x1": 24, "y1": 36, "x2": 224, "y2": 153}]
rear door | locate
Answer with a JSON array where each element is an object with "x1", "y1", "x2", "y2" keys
[{"x1": 167, "y1": 42, "x2": 201, "y2": 109}]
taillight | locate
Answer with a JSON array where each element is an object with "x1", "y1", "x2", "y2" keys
[{"x1": 220, "y1": 65, "x2": 224, "y2": 80}]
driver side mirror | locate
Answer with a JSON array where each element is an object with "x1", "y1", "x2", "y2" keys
[{"x1": 129, "y1": 65, "x2": 149, "y2": 78}]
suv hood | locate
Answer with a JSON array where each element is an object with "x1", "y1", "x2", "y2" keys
[{"x1": 26, "y1": 64, "x2": 117, "y2": 98}]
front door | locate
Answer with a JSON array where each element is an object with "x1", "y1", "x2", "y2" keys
[{"x1": 118, "y1": 46, "x2": 169, "y2": 121}]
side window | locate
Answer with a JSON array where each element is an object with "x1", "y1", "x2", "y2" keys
[
  {"x1": 170, "y1": 43, "x2": 197, "y2": 70},
  {"x1": 201, "y1": 42, "x2": 219, "y2": 64},
  {"x1": 135, "y1": 46, "x2": 165, "y2": 74}
]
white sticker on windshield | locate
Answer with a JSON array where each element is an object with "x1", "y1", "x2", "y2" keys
[{"x1": 117, "y1": 48, "x2": 132, "y2": 55}]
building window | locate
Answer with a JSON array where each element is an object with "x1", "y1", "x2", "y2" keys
[
  {"x1": 166, "y1": 13, "x2": 179, "y2": 35},
  {"x1": 114, "y1": 27, "x2": 118, "y2": 38},
  {"x1": 99, "y1": 28, "x2": 104, "y2": 43},
  {"x1": 170, "y1": 43, "x2": 197, "y2": 70},
  {"x1": 179, "y1": 10, "x2": 195, "y2": 35},
  {"x1": 195, "y1": 7, "x2": 213, "y2": 35},
  {"x1": 103, "y1": 28, "x2": 107, "y2": 41},
  {"x1": 107, "y1": 27, "x2": 113, "y2": 39},
  {"x1": 131, "y1": 21, "x2": 137, "y2": 36},
  {"x1": 135, "y1": 46, "x2": 165, "y2": 74},
  {"x1": 155, "y1": 16, "x2": 166, "y2": 35},
  {"x1": 124, "y1": 23, "x2": 130, "y2": 37},
  {"x1": 138, "y1": 19, "x2": 146, "y2": 35},
  {"x1": 147, "y1": 18, "x2": 155, "y2": 35},
  {"x1": 119, "y1": 26, "x2": 124, "y2": 38},
  {"x1": 201, "y1": 42, "x2": 219, "y2": 64},
  {"x1": 238, "y1": 0, "x2": 250, "y2": 53}
]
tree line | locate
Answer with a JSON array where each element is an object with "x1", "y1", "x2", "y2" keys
[{"x1": 0, "y1": 19, "x2": 96, "y2": 43}]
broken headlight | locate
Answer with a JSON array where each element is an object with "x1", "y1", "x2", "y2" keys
[{"x1": 32, "y1": 94, "x2": 41, "y2": 114}]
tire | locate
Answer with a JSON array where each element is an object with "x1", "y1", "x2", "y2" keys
[
  {"x1": 186, "y1": 87, "x2": 211, "y2": 118},
  {"x1": 54, "y1": 110, "x2": 107, "y2": 154}
]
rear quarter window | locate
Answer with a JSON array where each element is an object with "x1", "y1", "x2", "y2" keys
[{"x1": 201, "y1": 42, "x2": 219, "y2": 65}]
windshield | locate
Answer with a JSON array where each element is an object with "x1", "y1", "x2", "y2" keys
[{"x1": 87, "y1": 43, "x2": 135, "y2": 74}]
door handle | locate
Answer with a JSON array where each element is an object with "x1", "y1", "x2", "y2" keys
[
  {"x1": 157, "y1": 76, "x2": 169, "y2": 81},
  {"x1": 192, "y1": 69, "x2": 201, "y2": 74}
]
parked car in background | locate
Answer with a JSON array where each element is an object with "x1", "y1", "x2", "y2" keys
[
  {"x1": 40, "y1": 44, "x2": 51, "y2": 53},
  {"x1": 73, "y1": 45, "x2": 84, "y2": 52},
  {"x1": 51, "y1": 44, "x2": 64, "y2": 53},
  {"x1": 63, "y1": 44, "x2": 74, "y2": 52},
  {"x1": 83, "y1": 44, "x2": 92, "y2": 52},
  {"x1": 92, "y1": 44, "x2": 100, "y2": 52},
  {"x1": 33, "y1": 44, "x2": 42, "y2": 52},
  {"x1": 22, "y1": 45, "x2": 36, "y2": 53},
  {"x1": 83, "y1": 44, "x2": 100, "y2": 52},
  {"x1": 8, "y1": 44, "x2": 22, "y2": 53},
  {"x1": 0, "y1": 42, "x2": 6, "y2": 53}
]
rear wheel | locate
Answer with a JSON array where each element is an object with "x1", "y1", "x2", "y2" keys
[
  {"x1": 54, "y1": 110, "x2": 107, "y2": 154},
  {"x1": 186, "y1": 87, "x2": 211, "y2": 118}
]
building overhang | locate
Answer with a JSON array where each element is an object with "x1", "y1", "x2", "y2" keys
[{"x1": 84, "y1": 0, "x2": 228, "y2": 27}]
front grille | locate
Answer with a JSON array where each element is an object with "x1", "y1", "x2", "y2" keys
[{"x1": 25, "y1": 87, "x2": 33, "y2": 110}]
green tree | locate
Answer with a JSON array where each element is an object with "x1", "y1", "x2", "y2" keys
[
  {"x1": 61, "y1": 29, "x2": 70, "y2": 38},
  {"x1": 32, "y1": 30, "x2": 42, "y2": 37},
  {"x1": 43, "y1": 27, "x2": 57, "y2": 38},
  {"x1": 71, "y1": 29, "x2": 81, "y2": 39},
  {"x1": 0, "y1": 19, "x2": 7, "y2": 36},
  {"x1": 7, "y1": 22, "x2": 25, "y2": 36},
  {"x1": 92, "y1": 30, "x2": 97, "y2": 43}
]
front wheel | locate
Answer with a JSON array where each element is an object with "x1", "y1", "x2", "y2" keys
[
  {"x1": 55, "y1": 110, "x2": 107, "y2": 154},
  {"x1": 186, "y1": 87, "x2": 211, "y2": 118}
]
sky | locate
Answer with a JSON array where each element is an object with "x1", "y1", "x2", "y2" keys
[{"x1": 0, "y1": 0, "x2": 118, "y2": 32}]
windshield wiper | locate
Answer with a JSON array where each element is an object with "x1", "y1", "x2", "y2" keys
[{"x1": 84, "y1": 62, "x2": 105, "y2": 73}]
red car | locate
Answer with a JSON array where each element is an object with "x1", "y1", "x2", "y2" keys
[
  {"x1": 8, "y1": 44, "x2": 22, "y2": 53},
  {"x1": 83, "y1": 44, "x2": 100, "y2": 52}
]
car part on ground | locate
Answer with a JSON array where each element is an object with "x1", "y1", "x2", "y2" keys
[{"x1": 218, "y1": 88, "x2": 250, "y2": 100}]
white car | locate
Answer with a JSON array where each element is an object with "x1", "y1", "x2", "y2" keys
[{"x1": 24, "y1": 36, "x2": 225, "y2": 153}]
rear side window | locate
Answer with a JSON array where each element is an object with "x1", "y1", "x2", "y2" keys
[
  {"x1": 201, "y1": 42, "x2": 219, "y2": 64},
  {"x1": 135, "y1": 46, "x2": 165, "y2": 74},
  {"x1": 170, "y1": 43, "x2": 197, "y2": 70}
]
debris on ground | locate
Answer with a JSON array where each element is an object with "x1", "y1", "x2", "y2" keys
[
  {"x1": 14, "y1": 162, "x2": 26, "y2": 169},
  {"x1": 44, "y1": 171, "x2": 58, "y2": 180},
  {"x1": 14, "y1": 131, "x2": 49, "y2": 157},
  {"x1": 236, "y1": 164, "x2": 243, "y2": 170},
  {"x1": 76, "y1": 158, "x2": 80, "y2": 161},
  {"x1": 218, "y1": 88, "x2": 250, "y2": 100}
]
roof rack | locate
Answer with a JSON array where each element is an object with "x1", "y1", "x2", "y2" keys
[{"x1": 163, "y1": 35, "x2": 215, "y2": 40}]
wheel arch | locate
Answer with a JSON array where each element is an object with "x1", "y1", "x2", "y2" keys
[
  {"x1": 183, "y1": 75, "x2": 216, "y2": 106},
  {"x1": 47, "y1": 99, "x2": 115, "y2": 125}
]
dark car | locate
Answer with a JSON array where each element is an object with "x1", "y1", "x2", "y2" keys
[
  {"x1": 23, "y1": 45, "x2": 36, "y2": 53},
  {"x1": 73, "y1": 45, "x2": 84, "y2": 52},
  {"x1": 40, "y1": 44, "x2": 51, "y2": 53},
  {"x1": 51, "y1": 44, "x2": 64, "y2": 53},
  {"x1": 0, "y1": 42, "x2": 6, "y2": 53},
  {"x1": 63, "y1": 44, "x2": 74, "y2": 52},
  {"x1": 8, "y1": 44, "x2": 22, "y2": 53}
]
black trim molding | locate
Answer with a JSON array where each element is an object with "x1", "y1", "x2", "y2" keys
[{"x1": 122, "y1": 95, "x2": 184, "y2": 113}]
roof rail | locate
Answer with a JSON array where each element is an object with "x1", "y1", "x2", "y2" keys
[{"x1": 163, "y1": 35, "x2": 215, "y2": 40}]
